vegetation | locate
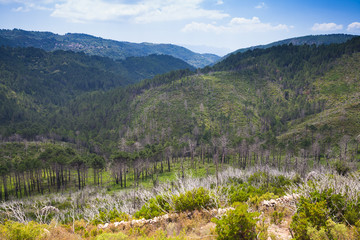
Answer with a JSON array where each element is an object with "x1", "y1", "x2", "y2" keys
[
  {"x1": 0, "y1": 33, "x2": 360, "y2": 239},
  {"x1": 0, "y1": 29, "x2": 220, "y2": 68},
  {"x1": 212, "y1": 202, "x2": 259, "y2": 240}
]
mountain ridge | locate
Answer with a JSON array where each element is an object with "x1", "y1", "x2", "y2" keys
[
  {"x1": 0, "y1": 29, "x2": 219, "y2": 68},
  {"x1": 217, "y1": 34, "x2": 358, "y2": 63}
]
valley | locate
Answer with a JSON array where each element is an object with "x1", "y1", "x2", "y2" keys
[{"x1": 0, "y1": 30, "x2": 359, "y2": 239}]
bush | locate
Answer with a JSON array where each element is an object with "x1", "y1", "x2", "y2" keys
[
  {"x1": 173, "y1": 187, "x2": 217, "y2": 212},
  {"x1": 95, "y1": 232, "x2": 128, "y2": 240},
  {"x1": 333, "y1": 160, "x2": 350, "y2": 176},
  {"x1": 307, "y1": 219, "x2": 352, "y2": 240},
  {"x1": 135, "y1": 195, "x2": 172, "y2": 219},
  {"x1": 0, "y1": 221, "x2": 48, "y2": 240},
  {"x1": 92, "y1": 209, "x2": 129, "y2": 224},
  {"x1": 271, "y1": 210, "x2": 284, "y2": 225},
  {"x1": 249, "y1": 192, "x2": 278, "y2": 210},
  {"x1": 291, "y1": 198, "x2": 328, "y2": 240},
  {"x1": 345, "y1": 201, "x2": 360, "y2": 225},
  {"x1": 229, "y1": 187, "x2": 249, "y2": 204},
  {"x1": 212, "y1": 203, "x2": 259, "y2": 240}
]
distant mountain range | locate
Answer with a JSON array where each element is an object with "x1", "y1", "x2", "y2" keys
[
  {"x1": 0, "y1": 29, "x2": 220, "y2": 68},
  {"x1": 217, "y1": 34, "x2": 358, "y2": 63}
]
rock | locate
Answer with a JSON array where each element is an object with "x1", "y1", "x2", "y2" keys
[{"x1": 98, "y1": 223, "x2": 109, "y2": 229}]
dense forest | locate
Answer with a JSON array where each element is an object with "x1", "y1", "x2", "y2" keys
[
  {"x1": 0, "y1": 46, "x2": 194, "y2": 137},
  {"x1": 0, "y1": 34, "x2": 359, "y2": 240}
]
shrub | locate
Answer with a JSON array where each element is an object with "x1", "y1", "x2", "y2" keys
[
  {"x1": 291, "y1": 198, "x2": 328, "y2": 240},
  {"x1": 271, "y1": 211, "x2": 284, "y2": 225},
  {"x1": 92, "y1": 209, "x2": 129, "y2": 224},
  {"x1": 0, "y1": 221, "x2": 48, "y2": 240},
  {"x1": 344, "y1": 200, "x2": 360, "y2": 225},
  {"x1": 229, "y1": 187, "x2": 249, "y2": 204},
  {"x1": 95, "y1": 232, "x2": 128, "y2": 240},
  {"x1": 135, "y1": 195, "x2": 172, "y2": 219},
  {"x1": 173, "y1": 187, "x2": 217, "y2": 212},
  {"x1": 307, "y1": 219, "x2": 352, "y2": 240},
  {"x1": 308, "y1": 188, "x2": 348, "y2": 223},
  {"x1": 249, "y1": 192, "x2": 278, "y2": 210},
  {"x1": 212, "y1": 202, "x2": 259, "y2": 240},
  {"x1": 333, "y1": 160, "x2": 350, "y2": 176}
]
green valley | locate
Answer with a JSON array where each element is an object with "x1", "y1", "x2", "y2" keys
[{"x1": 0, "y1": 33, "x2": 360, "y2": 240}]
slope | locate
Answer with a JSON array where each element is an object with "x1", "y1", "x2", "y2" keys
[
  {"x1": 0, "y1": 46, "x2": 194, "y2": 137},
  {"x1": 217, "y1": 34, "x2": 357, "y2": 63},
  {"x1": 0, "y1": 29, "x2": 220, "y2": 68},
  {"x1": 40, "y1": 37, "x2": 360, "y2": 152}
]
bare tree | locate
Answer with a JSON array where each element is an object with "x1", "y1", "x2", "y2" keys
[
  {"x1": 340, "y1": 135, "x2": 351, "y2": 162},
  {"x1": 219, "y1": 135, "x2": 228, "y2": 166}
]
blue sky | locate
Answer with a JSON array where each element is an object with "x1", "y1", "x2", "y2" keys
[{"x1": 0, "y1": 0, "x2": 359, "y2": 55}]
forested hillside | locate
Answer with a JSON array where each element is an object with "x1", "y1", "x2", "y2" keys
[
  {"x1": 0, "y1": 46, "x2": 194, "y2": 137},
  {"x1": 0, "y1": 29, "x2": 220, "y2": 68},
  {"x1": 32, "y1": 37, "x2": 359, "y2": 151},
  {"x1": 218, "y1": 33, "x2": 358, "y2": 62}
]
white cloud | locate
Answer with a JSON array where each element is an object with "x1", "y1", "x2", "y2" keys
[
  {"x1": 216, "y1": 0, "x2": 224, "y2": 5},
  {"x1": 182, "y1": 21, "x2": 226, "y2": 34},
  {"x1": 347, "y1": 22, "x2": 360, "y2": 31},
  {"x1": 48, "y1": 0, "x2": 229, "y2": 23},
  {"x1": 311, "y1": 22, "x2": 343, "y2": 31},
  {"x1": 51, "y1": 0, "x2": 145, "y2": 22},
  {"x1": 182, "y1": 16, "x2": 291, "y2": 34},
  {"x1": 12, "y1": 6, "x2": 26, "y2": 12},
  {"x1": 3, "y1": 0, "x2": 53, "y2": 12},
  {"x1": 255, "y1": 2, "x2": 266, "y2": 9}
]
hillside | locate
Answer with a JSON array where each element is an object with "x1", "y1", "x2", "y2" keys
[
  {"x1": 2, "y1": 37, "x2": 360, "y2": 147},
  {"x1": 24, "y1": 37, "x2": 357, "y2": 153},
  {"x1": 0, "y1": 29, "x2": 220, "y2": 68},
  {"x1": 218, "y1": 34, "x2": 357, "y2": 63},
  {"x1": 0, "y1": 46, "x2": 194, "y2": 136}
]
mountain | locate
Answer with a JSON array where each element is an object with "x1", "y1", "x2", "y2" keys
[
  {"x1": 0, "y1": 29, "x2": 220, "y2": 68},
  {"x1": 217, "y1": 34, "x2": 358, "y2": 63}
]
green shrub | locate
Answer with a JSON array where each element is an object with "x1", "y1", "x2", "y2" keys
[
  {"x1": 173, "y1": 187, "x2": 217, "y2": 212},
  {"x1": 135, "y1": 195, "x2": 172, "y2": 219},
  {"x1": 291, "y1": 198, "x2": 328, "y2": 240},
  {"x1": 92, "y1": 209, "x2": 129, "y2": 224},
  {"x1": 249, "y1": 192, "x2": 278, "y2": 210},
  {"x1": 229, "y1": 186, "x2": 249, "y2": 204},
  {"x1": 248, "y1": 172, "x2": 267, "y2": 186},
  {"x1": 271, "y1": 211, "x2": 284, "y2": 225},
  {"x1": 307, "y1": 219, "x2": 352, "y2": 240},
  {"x1": 0, "y1": 221, "x2": 48, "y2": 240},
  {"x1": 344, "y1": 200, "x2": 360, "y2": 225},
  {"x1": 95, "y1": 232, "x2": 128, "y2": 240},
  {"x1": 212, "y1": 202, "x2": 259, "y2": 240},
  {"x1": 333, "y1": 160, "x2": 350, "y2": 176}
]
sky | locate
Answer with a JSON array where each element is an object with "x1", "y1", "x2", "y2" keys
[{"x1": 0, "y1": 0, "x2": 359, "y2": 56}]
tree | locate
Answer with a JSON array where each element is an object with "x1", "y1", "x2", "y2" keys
[
  {"x1": 89, "y1": 154, "x2": 105, "y2": 185},
  {"x1": 71, "y1": 155, "x2": 86, "y2": 190}
]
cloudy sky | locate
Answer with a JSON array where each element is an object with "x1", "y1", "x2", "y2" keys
[{"x1": 0, "y1": 0, "x2": 359, "y2": 55}]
